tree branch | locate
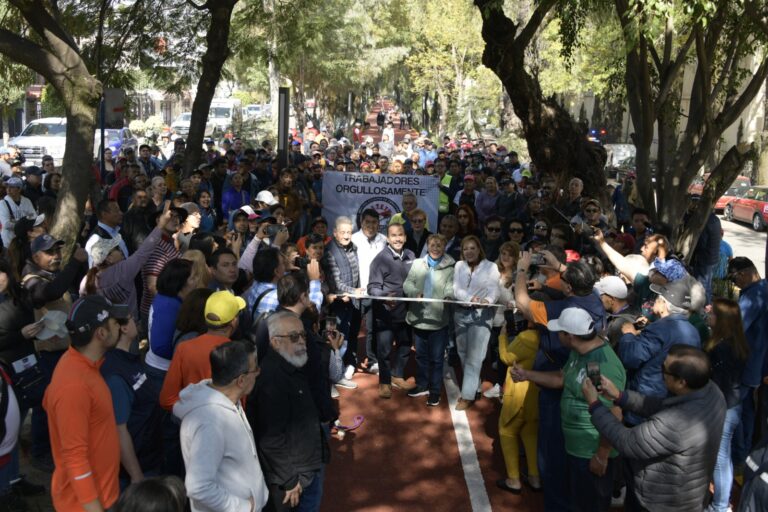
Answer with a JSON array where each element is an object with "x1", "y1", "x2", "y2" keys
[
  {"x1": 716, "y1": 58, "x2": 768, "y2": 129},
  {"x1": 185, "y1": 0, "x2": 211, "y2": 11},
  {"x1": 744, "y1": 0, "x2": 768, "y2": 38},
  {"x1": 0, "y1": 28, "x2": 67, "y2": 80},
  {"x1": 654, "y1": 30, "x2": 694, "y2": 114},
  {"x1": 516, "y1": 0, "x2": 557, "y2": 49}
]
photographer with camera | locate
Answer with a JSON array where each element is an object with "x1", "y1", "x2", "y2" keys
[
  {"x1": 238, "y1": 210, "x2": 290, "y2": 275},
  {"x1": 511, "y1": 307, "x2": 625, "y2": 511},
  {"x1": 594, "y1": 276, "x2": 640, "y2": 348},
  {"x1": 570, "y1": 198, "x2": 610, "y2": 257}
]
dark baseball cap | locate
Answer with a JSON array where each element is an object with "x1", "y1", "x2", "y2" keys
[
  {"x1": 30, "y1": 234, "x2": 64, "y2": 254},
  {"x1": 25, "y1": 166, "x2": 44, "y2": 177},
  {"x1": 650, "y1": 280, "x2": 692, "y2": 309},
  {"x1": 727, "y1": 257, "x2": 755, "y2": 275},
  {"x1": 66, "y1": 295, "x2": 129, "y2": 344}
]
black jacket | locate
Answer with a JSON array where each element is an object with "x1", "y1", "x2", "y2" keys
[
  {"x1": 367, "y1": 245, "x2": 415, "y2": 324},
  {"x1": 248, "y1": 350, "x2": 329, "y2": 490},
  {"x1": 0, "y1": 291, "x2": 35, "y2": 365}
]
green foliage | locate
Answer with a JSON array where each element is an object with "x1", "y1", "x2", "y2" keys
[{"x1": 40, "y1": 84, "x2": 66, "y2": 117}]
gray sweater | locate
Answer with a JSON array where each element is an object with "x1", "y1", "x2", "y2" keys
[{"x1": 591, "y1": 380, "x2": 726, "y2": 512}]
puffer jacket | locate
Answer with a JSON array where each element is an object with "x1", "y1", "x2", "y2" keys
[
  {"x1": 591, "y1": 381, "x2": 726, "y2": 512},
  {"x1": 618, "y1": 314, "x2": 700, "y2": 401},
  {"x1": 403, "y1": 254, "x2": 455, "y2": 330}
]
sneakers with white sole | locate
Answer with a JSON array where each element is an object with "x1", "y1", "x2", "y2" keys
[
  {"x1": 344, "y1": 364, "x2": 356, "y2": 380},
  {"x1": 367, "y1": 363, "x2": 379, "y2": 375},
  {"x1": 330, "y1": 385, "x2": 340, "y2": 398},
  {"x1": 335, "y1": 378, "x2": 358, "y2": 390},
  {"x1": 483, "y1": 383, "x2": 502, "y2": 398}
]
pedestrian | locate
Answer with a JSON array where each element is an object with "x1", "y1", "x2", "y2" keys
[
  {"x1": 584, "y1": 345, "x2": 726, "y2": 512},
  {"x1": 453, "y1": 235, "x2": 500, "y2": 411},
  {"x1": 175, "y1": 341, "x2": 268, "y2": 512},
  {"x1": 43, "y1": 296, "x2": 128, "y2": 511}
]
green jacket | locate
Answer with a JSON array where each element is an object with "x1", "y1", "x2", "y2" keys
[{"x1": 403, "y1": 254, "x2": 455, "y2": 330}]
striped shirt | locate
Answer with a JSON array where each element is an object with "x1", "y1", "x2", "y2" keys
[{"x1": 140, "y1": 234, "x2": 181, "y2": 319}]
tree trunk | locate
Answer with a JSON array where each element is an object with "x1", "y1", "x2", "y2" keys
[
  {"x1": 475, "y1": 0, "x2": 606, "y2": 199},
  {"x1": 184, "y1": 0, "x2": 238, "y2": 176},
  {"x1": 50, "y1": 76, "x2": 102, "y2": 252}
]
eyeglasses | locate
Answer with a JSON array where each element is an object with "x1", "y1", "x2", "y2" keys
[
  {"x1": 274, "y1": 331, "x2": 306, "y2": 343},
  {"x1": 585, "y1": 208, "x2": 600, "y2": 214},
  {"x1": 242, "y1": 367, "x2": 261, "y2": 377},
  {"x1": 508, "y1": 228, "x2": 524, "y2": 234},
  {"x1": 487, "y1": 227, "x2": 501, "y2": 232},
  {"x1": 534, "y1": 225, "x2": 547, "y2": 230},
  {"x1": 661, "y1": 365, "x2": 676, "y2": 378}
]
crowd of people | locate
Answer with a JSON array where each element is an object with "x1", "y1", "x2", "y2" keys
[{"x1": 0, "y1": 107, "x2": 767, "y2": 512}]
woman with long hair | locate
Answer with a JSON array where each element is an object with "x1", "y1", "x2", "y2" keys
[
  {"x1": 706, "y1": 298, "x2": 748, "y2": 512},
  {"x1": 172, "y1": 288, "x2": 214, "y2": 346},
  {"x1": 484, "y1": 242, "x2": 521, "y2": 400},
  {"x1": 452, "y1": 235, "x2": 500, "y2": 411},
  {"x1": 181, "y1": 249, "x2": 211, "y2": 289},
  {"x1": 456, "y1": 205, "x2": 479, "y2": 238}
]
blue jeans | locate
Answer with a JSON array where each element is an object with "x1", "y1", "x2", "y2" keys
[
  {"x1": 330, "y1": 301, "x2": 361, "y2": 368},
  {"x1": 566, "y1": 454, "x2": 614, "y2": 512},
  {"x1": 538, "y1": 391, "x2": 570, "y2": 511},
  {"x1": 413, "y1": 327, "x2": 448, "y2": 399},
  {"x1": 733, "y1": 385, "x2": 757, "y2": 465},
  {"x1": 712, "y1": 404, "x2": 742, "y2": 511},
  {"x1": 454, "y1": 307, "x2": 493, "y2": 400},
  {"x1": 374, "y1": 321, "x2": 412, "y2": 385}
]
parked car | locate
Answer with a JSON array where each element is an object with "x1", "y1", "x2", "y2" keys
[
  {"x1": 688, "y1": 173, "x2": 752, "y2": 211},
  {"x1": 8, "y1": 117, "x2": 67, "y2": 166},
  {"x1": 723, "y1": 186, "x2": 768, "y2": 231},
  {"x1": 171, "y1": 112, "x2": 216, "y2": 137},
  {"x1": 93, "y1": 127, "x2": 138, "y2": 158}
]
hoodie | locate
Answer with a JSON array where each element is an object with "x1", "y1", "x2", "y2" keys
[{"x1": 174, "y1": 380, "x2": 268, "y2": 512}]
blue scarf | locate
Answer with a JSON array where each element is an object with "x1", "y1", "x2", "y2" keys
[{"x1": 424, "y1": 255, "x2": 442, "y2": 298}]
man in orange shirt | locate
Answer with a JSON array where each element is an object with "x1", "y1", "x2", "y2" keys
[
  {"x1": 159, "y1": 290, "x2": 245, "y2": 411},
  {"x1": 43, "y1": 295, "x2": 127, "y2": 512}
]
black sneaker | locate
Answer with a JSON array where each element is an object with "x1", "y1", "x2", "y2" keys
[
  {"x1": 12, "y1": 476, "x2": 46, "y2": 497},
  {"x1": 407, "y1": 387, "x2": 429, "y2": 398},
  {"x1": 427, "y1": 395, "x2": 440, "y2": 407}
]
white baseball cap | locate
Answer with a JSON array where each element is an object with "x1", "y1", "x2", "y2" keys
[
  {"x1": 255, "y1": 190, "x2": 278, "y2": 206},
  {"x1": 594, "y1": 276, "x2": 628, "y2": 299},
  {"x1": 546, "y1": 307, "x2": 596, "y2": 336}
]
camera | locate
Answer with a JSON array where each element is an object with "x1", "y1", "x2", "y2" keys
[
  {"x1": 531, "y1": 253, "x2": 546, "y2": 266},
  {"x1": 294, "y1": 255, "x2": 310, "y2": 269},
  {"x1": 266, "y1": 224, "x2": 283, "y2": 238},
  {"x1": 586, "y1": 361, "x2": 602, "y2": 391}
]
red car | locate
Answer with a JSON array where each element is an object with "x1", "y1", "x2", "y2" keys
[
  {"x1": 688, "y1": 174, "x2": 751, "y2": 211},
  {"x1": 724, "y1": 186, "x2": 768, "y2": 231}
]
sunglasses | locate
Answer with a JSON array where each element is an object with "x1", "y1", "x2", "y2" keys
[
  {"x1": 534, "y1": 225, "x2": 548, "y2": 230},
  {"x1": 508, "y1": 228, "x2": 524, "y2": 234},
  {"x1": 487, "y1": 227, "x2": 501, "y2": 232}
]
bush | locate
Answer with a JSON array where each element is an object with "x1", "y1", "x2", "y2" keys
[
  {"x1": 144, "y1": 115, "x2": 165, "y2": 134},
  {"x1": 128, "y1": 119, "x2": 145, "y2": 135}
]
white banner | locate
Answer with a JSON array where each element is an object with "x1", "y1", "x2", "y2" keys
[{"x1": 321, "y1": 172, "x2": 439, "y2": 233}]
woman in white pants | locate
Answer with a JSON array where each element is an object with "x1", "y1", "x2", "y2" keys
[{"x1": 453, "y1": 235, "x2": 500, "y2": 411}]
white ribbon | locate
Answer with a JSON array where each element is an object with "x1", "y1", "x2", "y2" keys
[{"x1": 344, "y1": 293, "x2": 508, "y2": 308}]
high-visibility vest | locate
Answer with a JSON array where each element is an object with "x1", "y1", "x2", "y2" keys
[{"x1": 439, "y1": 174, "x2": 452, "y2": 213}]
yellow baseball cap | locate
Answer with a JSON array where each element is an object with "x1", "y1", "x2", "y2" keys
[{"x1": 204, "y1": 291, "x2": 246, "y2": 326}]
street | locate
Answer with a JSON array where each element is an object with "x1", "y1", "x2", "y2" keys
[{"x1": 720, "y1": 214, "x2": 767, "y2": 273}]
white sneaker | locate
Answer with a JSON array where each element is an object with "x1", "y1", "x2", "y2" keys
[
  {"x1": 611, "y1": 486, "x2": 626, "y2": 508},
  {"x1": 344, "y1": 365, "x2": 356, "y2": 380},
  {"x1": 335, "y1": 378, "x2": 358, "y2": 390},
  {"x1": 483, "y1": 383, "x2": 502, "y2": 398},
  {"x1": 368, "y1": 363, "x2": 379, "y2": 375},
  {"x1": 331, "y1": 385, "x2": 340, "y2": 398}
]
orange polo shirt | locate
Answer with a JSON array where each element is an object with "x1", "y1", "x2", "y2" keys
[
  {"x1": 159, "y1": 334, "x2": 230, "y2": 411},
  {"x1": 43, "y1": 346, "x2": 120, "y2": 511}
]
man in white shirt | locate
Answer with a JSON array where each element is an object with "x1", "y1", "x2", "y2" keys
[
  {"x1": 0, "y1": 148, "x2": 12, "y2": 178},
  {"x1": 351, "y1": 208, "x2": 387, "y2": 374},
  {"x1": 0, "y1": 177, "x2": 36, "y2": 248}
]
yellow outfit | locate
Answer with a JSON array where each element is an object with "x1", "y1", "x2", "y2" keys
[{"x1": 498, "y1": 329, "x2": 540, "y2": 480}]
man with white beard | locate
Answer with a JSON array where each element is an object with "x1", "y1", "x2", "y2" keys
[{"x1": 247, "y1": 312, "x2": 329, "y2": 512}]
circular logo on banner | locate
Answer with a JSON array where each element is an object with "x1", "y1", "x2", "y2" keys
[{"x1": 358, "y1": 197, "x2": 401, "y2": 233}]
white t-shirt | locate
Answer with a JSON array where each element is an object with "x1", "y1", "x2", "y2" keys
[{"x1": 351, "y1": 230, "x2": 387, "y2": 289}]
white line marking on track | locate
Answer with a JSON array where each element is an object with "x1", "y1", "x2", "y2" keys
[{"x1": 444, "y1": 367, "x2": 493, "y2": 512}]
